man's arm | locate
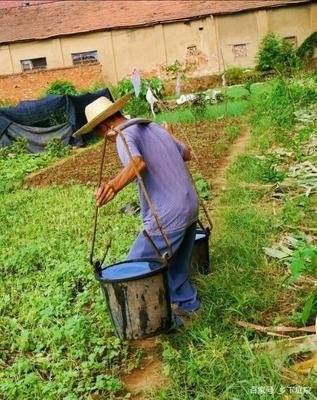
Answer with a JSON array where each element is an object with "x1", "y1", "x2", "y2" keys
[{"x1": 95, "y1": 156, "x2": 146, "y2": 207}]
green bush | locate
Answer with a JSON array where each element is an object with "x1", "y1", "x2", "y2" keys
[
  {"x1": 256, "y1": 33, "x2": 300, "y2": 73},
  {"x1": 113, "y1": 76, "x2": 164, "y2": 100},
  {"x1": 111, "y1": 76, "x2": 165, "y2": 117},
  {"x1": 46, "y1": 138, "x2": 71, "y2": 158},
  {"x1": 297, "y1": 31, "x2": 317, "y2": 64},
  {"x1": 194, "y1": 173, "x2": 211, "y2": 200},
  {"x1": 45, "y1": 80, "x2": 78, "y2": 96},
  {"x1": 190, "y1": 93, "x2": 208, "y2": 120},
  {"x1": 252, "y1": 76, "x2": 317, "y2": 136},
  {"x1": 123, "y1": 97, "x2": 149, "y2": 118},
  {"x1": 225, "y1": 67, "x2": 245, "y2": 85},
  {"x1": 0, "y1": 99, "x2": 14, "y2": 108}
]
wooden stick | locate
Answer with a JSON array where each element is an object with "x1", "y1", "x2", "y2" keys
[{"x1": 235, "y1": 319, "x2": 316, "y2": 334}]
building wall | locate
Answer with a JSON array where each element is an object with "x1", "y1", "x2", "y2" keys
[
  {"x1": 112, "y1": 24, "x2": 166, "y2": 79},
  {"x1": 0, "y1": 3, "x2": 315, "y2": 87},
  {"x1": 267, "y1": 4, "x2": 312, "y2": 46},
  {"x1": 216, "y1": 12, "x2": 259, "y2": 68},
  {"x1": 0, "y1": 63, "x2": 103, "y2": 102},
  {"x1": 9, "y1": 38, "x2": 64, "y2": 73},
  {"x1": 0, "y1": 45, "x2": 13, "y2": 75},
  {"x1": 59, "y1": 31, "x2": 117, "y2": 83},
  {"x1": 162, "y1": 17, "x2": 219, "y2": 75}
]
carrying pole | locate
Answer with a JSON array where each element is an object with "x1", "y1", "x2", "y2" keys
[{"x1": 89, "y1": 136, "x2": 111, "y2": 273}]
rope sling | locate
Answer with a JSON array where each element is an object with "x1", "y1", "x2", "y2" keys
[{"x1": 89, "y1": 120, "x2": 212, "y2": 273}]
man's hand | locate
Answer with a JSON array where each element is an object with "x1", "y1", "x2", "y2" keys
[
  {"x1": 94, "y1": 156, "x2": 146, "y2": 208},
  {"x1": 95, "y1": 181, "x2": 117, "y2": 207}
]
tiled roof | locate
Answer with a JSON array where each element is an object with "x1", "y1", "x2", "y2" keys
[
  {"x1": 0, "y1": 0, "x2": 311, "y2": 44},
  {"x1": 0, "y1": 0, "x2": 57, "y2": 9}
]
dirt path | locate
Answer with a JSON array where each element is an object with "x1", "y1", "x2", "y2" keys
[
  {"x1": 122, "y1": 338, "x2": 168, "y2": 399},
  {"x1": 211, "y1": 126, "x2": 250, "y2": 196}
]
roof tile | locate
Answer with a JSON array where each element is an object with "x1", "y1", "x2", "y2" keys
[{"x1": 0, "y1": 0, "x2": 311, "y2": 44}]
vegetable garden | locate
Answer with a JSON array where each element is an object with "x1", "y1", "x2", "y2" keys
[{"x1": 0, "y1": 33, "x2": 316, "y2": 399}]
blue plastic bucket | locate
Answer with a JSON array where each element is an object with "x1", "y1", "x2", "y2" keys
[
  {"x1": 97, "y1": 258, "x2": 172, "y2": 340},
  {"x1": 191, "y1": 228, "x2": 211, "y2": 275}
]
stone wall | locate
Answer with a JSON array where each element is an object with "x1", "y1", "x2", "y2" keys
[{"x1": 0, "y1": 63, "x2": 103, "y2": 103}]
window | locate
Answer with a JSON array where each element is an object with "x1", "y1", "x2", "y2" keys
[
  {"x1": 233, "y1": 44, "x2": 248, "y2": 59},
  {"x1": 71, "y1": 50, "x2": 98, "y2": 65},
  {"x1": 187, "y1": 45, "x2": 198, "y2": 56},
  {"x1": 284, "y1": 36, "x2": 297, "y2": 48},
  {"x1": 20, "y1": 57, "x2": 47, "y2": 72}
]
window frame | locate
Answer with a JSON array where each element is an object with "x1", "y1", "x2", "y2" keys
[
  {"x1": 283, "y1": 36, "x2": 298, "y2": 48},
  {"x1": 232, "y1": 43, "x2": 248, "y2": 59},
  {"x1": 71, "y1": 50, "x2": 99, "y2": 65},
  {"x1": 20, "y1": 57, "x2": 47, "y2": 72}
]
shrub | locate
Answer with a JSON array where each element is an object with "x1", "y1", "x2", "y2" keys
[
  {"x1": 46, "y1": 138, "x2": 70, "y2": 158},
  {"x1": 123, "y1": 97, "x2": 150, "y2": 118},
  {"x1": 190, "y1": 93, "x2": 208, "y2": 120},
  {"x1": 112, "y1": 76, "x2": 164, "y2": 117},
  {"x1": 194, "y1": 173, "x2": 210, "y2": 200},
  {"x1": 225, "y1": 67, "x2": 245, "y2": 85},
  {"x1": 113, "y1": 76, "x2": 164, "y2": 99},
  {"x1": 0, "y1": 99, "x2": 14, "y2": 108},
  {"x1": 256, "y1": 33, "x2": 300, "y2": 73},
  {"x1": 253, "y1": 76, "x2": 317, "y2": 133},
  {"x1": 297, "y1": 31, "x2": 317, "y2": 64},
  {"x1": 45, "y1": 80, "x2": 78, "y2": 96},
  {"x1": 9, "y1": 137, "x2": 28, "y2": 155}
]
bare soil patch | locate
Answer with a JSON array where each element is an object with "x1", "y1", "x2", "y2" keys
[
  {"x1": 211, "y1": 126, "x2": 250, "y2": 194},
  {"x1": 122, "y1": 338, "x2": 168, "y2": 399},
  {"x1": 24, "y1": 118, "x2": 243, "y2": 188}
]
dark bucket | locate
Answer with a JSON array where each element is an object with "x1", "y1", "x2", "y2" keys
[
  {"x1": 191, "y1": 228, "x2": 211, "y2": 275},
  {"x1": 97, "y1": 258, "x2": 172, "y2": 340}
]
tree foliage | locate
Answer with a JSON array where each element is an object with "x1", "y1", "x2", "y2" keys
[{"x1": 256, "y1": 33, "x2": 300, "y2": 73}]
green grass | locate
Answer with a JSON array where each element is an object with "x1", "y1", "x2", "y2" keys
[
  {"x1": 0, "y1": 183, "x2": 141, "y2": 399},
  {"x1": 155, "y1": 100, "x2": 249, "y2": 124},
  {"x1": 153, "y1": 76, "x2": 317, "y2": 399},
  {"x1": 155, "y1": 81, "x2": 271, "y2": 124},
  {"x1": 1, "y1": 76, "x2": 316, "y2": 399}
]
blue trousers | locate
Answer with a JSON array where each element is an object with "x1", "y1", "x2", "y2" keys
[{"x1": 127, "y1": 222, "x2": 200, "y2": 312}]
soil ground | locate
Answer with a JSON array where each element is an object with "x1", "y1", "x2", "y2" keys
[{"x1": 24, "y1": 119, "x2": 243, "y2": 188}]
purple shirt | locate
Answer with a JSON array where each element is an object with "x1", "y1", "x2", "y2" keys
[{"x1": 116, "y1": 120, "x2": 198, "y2": 233}]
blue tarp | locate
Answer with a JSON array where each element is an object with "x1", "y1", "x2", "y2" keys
[{"x1": 0, "y1": 88, "x2": 113, "y2": 153}]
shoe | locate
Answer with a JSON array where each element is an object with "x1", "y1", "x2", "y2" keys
[{"x1": 166, "y1": 312, "x2": 183, "y2": 333}]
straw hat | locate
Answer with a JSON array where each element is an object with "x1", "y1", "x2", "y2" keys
[{"x1": 72, "y1": 93, "x2": 131, "y2": 137}]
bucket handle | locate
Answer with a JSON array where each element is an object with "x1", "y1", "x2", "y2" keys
[{"x1": 90, "y1": 125, "x2": 173, "y2": 274}]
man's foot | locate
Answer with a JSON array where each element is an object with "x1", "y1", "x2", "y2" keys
[
  {"x1": 175, "y1": 307, "x2": 199, "y2": 317},
  {"x1": 167, "y1": 312, "x2": 183, "y2": 333},
  {"x1": 171, "y1": 304, "x2": 201, "y2": 329}
]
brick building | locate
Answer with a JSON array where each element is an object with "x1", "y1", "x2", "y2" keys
[{"x1": 0, "y1": 0, "x2": 316, "y2": 84}]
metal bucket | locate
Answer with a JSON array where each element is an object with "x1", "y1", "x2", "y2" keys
[
  {"x1": 191, "y1": 228, "x2": 211, "y2": 275},
  {"x1": 97, "y1": 258, "x2": 172, "y2": 340}
]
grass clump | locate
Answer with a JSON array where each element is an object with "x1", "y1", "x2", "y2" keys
[
  {"x1": 0, "y1": 138, "x2": 70, "y2": 195},
  {"x1": 0, "y1": 180, "x2": 140, "y2": 398}
]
